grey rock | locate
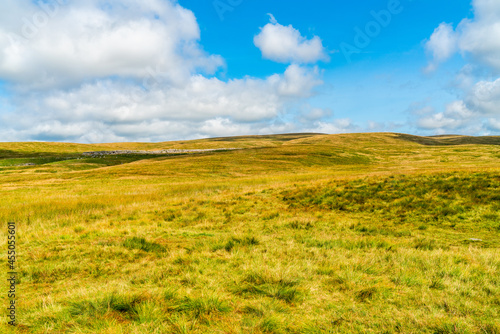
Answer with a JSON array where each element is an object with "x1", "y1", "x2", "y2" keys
[{"x1": 81, "y1": 148, "x2": 238, "y2": 157}]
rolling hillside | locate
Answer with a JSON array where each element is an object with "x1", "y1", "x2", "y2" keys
[{"x1": 1, "y1": 133, "x2": 499, "y2": 333}]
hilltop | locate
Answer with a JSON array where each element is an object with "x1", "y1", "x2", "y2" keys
[
  {"x1": 1, "y1": 132, "x2": 499, "y2": 178},
  {"x1": 2, "y1": 132, "x2": 500, "y2": 156}
]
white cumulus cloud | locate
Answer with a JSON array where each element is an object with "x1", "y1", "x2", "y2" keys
[
  {"x1": 417, "y1": 0, "x2": 500, "y2": 135},
  {"x1": 466, "y1": 78, "x2": 500, "y2": 115},
  {"x1": 488, "y1": 118, "x2": 500, "y2": 131},
  {"x1": 0, "y1": 0, "x2": 223, "y2": 89},
  {"x1": 0, "y1": 0, "x2": 334, "y2": 142},
  {"x1": 458, "y1": 0, "x2": 500, "y2": 71},
  {"x1": 414, "y1": 92, "x2": 500, "y2": 135},
  {"x1": 424, "y1": 23, "x2": 458, "y2": 72},
  {"x1": 425, "y1": 0, "x2": 500, "y2": 73},
  {"x1": 0, "y1": 63, "x2": 324, "y2": 142},
  {"x1": 254, "y1": 16, "x2": 329, "y2": 64},
  {"x1": 416, "y1": 101, "x2": 474, "y2": 131},
  {"x1": 305, "y1": 119, "x2": 360, "y2": 134}
]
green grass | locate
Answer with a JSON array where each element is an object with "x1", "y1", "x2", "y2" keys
[
  {"x1": 282, "y1": 172, "x2": 500, "y2": 242},
  {"x1": 0, "y1": 132, "x2": 499, "y2": 333}
]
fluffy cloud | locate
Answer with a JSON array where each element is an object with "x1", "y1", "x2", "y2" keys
[
  {"x1": 458, "y1": 0, "x2": 500, "y2": 71},
  {"x1": 48, "y1": 65, "x2": 322, "y2": 125},
  {"x1": 270, "y1": 64, "x2": 323, "y2": 97},
  {"x1": 416, "y1": 101, "x2": 474, "y2": 131},
  {"x1": 488, "y1": 118, "x2": 500, "y2": 131},
  {"x1": 0, "y1": 0, "x2": 333, "y2": 142},
  {"x1": 425, "y1": 0, "x2": 500, "y2": 73},
  {"x1": 305, "y1": 119, "x2": 360, "y2": 134},
  {"x1": 414, "y1": 85, "x2": 500, "y2": 134},
  {"x1": 254, "y1": 15, "x2": 329, "y2": 64},
  {"x1": 0, "y1": 0, "x2": 223, "y2": 89},
  {"x1": 466, "y1": 78, "x2": 500, "y2": 115},
  {"x1": 0, "y1": 62, "x2": 324, "y2": 142},
  {"x1": 418, "y1": 0, "x2": 500, "y2": 135},
  {"x1": 424, "y1": 23, "x2": 457, "y2": 72}
]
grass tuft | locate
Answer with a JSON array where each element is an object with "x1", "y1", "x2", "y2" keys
[
  {"x1": 212, "y1": 235, "x2": 260, "y2": 252},
  {"x1": 173, "y1": 295, "x2": 231, "y2": 318},
  {"x1": 355, "y1": 287, "x2": 378, "y2": 302},
  {"x1": 234, "y1": 272, "x2": 303, "y2": 303},
  {"x1": 67, "y1": 293, "x2": 147, "y2": 319},
  {"x1": 123, "y1": 237, "x2": 168, "y2": 253}
]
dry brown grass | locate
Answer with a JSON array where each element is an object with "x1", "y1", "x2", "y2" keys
[{"x1": 1, "y1": 133, "x2": 499, "y2": 333}]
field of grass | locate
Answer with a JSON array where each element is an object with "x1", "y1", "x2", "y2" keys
[{"x1": 1, "y1": 132, "x2": 499, "y2": 333}]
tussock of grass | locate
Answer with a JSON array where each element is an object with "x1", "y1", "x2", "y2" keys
[
  {"x1": 259, "y1": 316, "x2": 282, "y2": 333},
  {"x1": 414, "y1": 238, "x2": 444, "y2": 251},
  {"x1": 302, "y1": 237, "x2": 395, "y2": 251},
  {"x1": 355, "y1": 287, "x2": 378, "y2": 302},
  {"x1": 233, "y1": 272, "x2": 303, "y2": 304},
  {"x1": 123, "y1": 237, "x2": 168, "y2": 253},
  {"x1": 172, "y1": 296, "x2": 231, "y2": 318},
  {"x1": 211, "y1": 235, "x2": 260, "y2": 252},
  {"x1": 68, "y1": 293, "x2": 147, "y2": 318},
  {"x1": 242, "y1": 305, "x2": 265, "y2": 317}
]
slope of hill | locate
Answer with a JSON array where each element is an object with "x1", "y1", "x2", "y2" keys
[{"x1": 0, "y1": 133, "x2": 499, "y2": 333}]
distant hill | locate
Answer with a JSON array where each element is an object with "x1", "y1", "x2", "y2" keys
[{"x1": 1, "y1": 132, "x2": 499, "y2": 158}]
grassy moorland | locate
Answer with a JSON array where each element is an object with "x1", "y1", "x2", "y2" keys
[{"x1": 0, "y1": 132, "x2": 499, "y2": 334}]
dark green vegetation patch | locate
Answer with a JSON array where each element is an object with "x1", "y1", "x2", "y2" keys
[
  {"x1": 123, "y1": 237, "x2": 168, "y2": 254},
  {"x1": 282, "y1": 172, "x2": 500, "y2": 235}
]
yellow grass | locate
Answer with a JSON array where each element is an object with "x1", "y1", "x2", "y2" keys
[{"x1": 0, "y1": 133, "x2": 499, "y2": 333}]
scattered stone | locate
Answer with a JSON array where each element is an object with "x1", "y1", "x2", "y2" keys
[{"x1": 81, "y1": 148, "x2": 238, "y2": 157}]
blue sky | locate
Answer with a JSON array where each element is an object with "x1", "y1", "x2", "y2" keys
[
  {"x1": 182, "y1": 0, "x2": 472, "y2": 76},
  {"x1": 0, "y1": 0, "x2": 499, "y2": 142},
  {"x1": 180, "y1": 0, "x2": 474, "y2": 131}
]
